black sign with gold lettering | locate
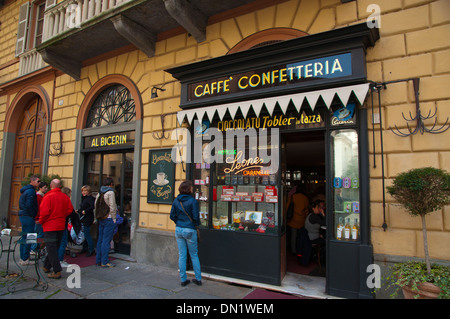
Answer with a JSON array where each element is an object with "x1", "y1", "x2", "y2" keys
[
  {"x1": 187, "y1": 53, "x2": 352, "y2": 102},
  {"x1": 84, "y1": 131, "x2": 135, "y2": 150},
  {"x1": 147, "y1": 149, "x2": 175, "y2": 204}
]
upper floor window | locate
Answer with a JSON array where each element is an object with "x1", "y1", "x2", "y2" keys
[
  {"x1": 15, "y1": 0, "x2": 49, "y2": 56},
  {"x1": 86, "y1": 85, "x2": 136, "y2": 128},
  {"x1": 34, "y1": 2, "x2": 46, "y2": 47}
]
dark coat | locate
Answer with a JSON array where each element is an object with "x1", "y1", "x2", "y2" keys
[
  {"x1": 170, "y1": 194, "x2": 199, "y2": 229},
  {"x1": 19, "y1": 184, "x2": 38, "y2": 218},
  {"x1": 79, "y1": 195, "x2": 95, "y2": 227}
]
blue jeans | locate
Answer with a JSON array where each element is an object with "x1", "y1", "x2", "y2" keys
[
  {"x1": 19, "y1": 216, "x2": 35, "y2": 261},
  {"x1": 31, "y1": 222, "x2": 44, "y2": 251},
  {"x1": 175, "y1": 227, "x2": 201, "y2": 282},
  {"x1": 96, "y1": 218, "x2": 115, "y2": 265},
  {"x1": 58, "y1": 229, "x2": 68, "y2": 261},
  {"x1": 83, "y1": 225, "x2": 94, "y2": 253}
]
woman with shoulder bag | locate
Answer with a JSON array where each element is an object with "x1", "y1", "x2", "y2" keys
[
  {"x1": 79, "y1": 185, "x2": 96, "y2": 256},
  {"x1": 170, "y1": 180, "x2": 202, "y2": 287}
]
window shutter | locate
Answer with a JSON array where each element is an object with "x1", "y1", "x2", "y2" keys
[
  {"x1": 15, "y1": 2, "x2": 30, "y2": 56},
  {"x1": 45, "y1": 0, "x2": 56, "y2": 9}
]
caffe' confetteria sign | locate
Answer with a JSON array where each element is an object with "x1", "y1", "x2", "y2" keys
[{"x1": 188, "y1": 53, "x2": 351, "y2": 101}]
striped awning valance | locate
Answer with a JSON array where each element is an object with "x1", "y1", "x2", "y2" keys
[{"x1": 177, "y1": 83, "x2": 370, "y2": 125}]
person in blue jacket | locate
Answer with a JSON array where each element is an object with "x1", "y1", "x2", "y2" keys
[
  {"x1": 170, "y1": 180, "x2": 202, "y2": 286},
  {"x1": 18, "y1": 175, "x2": 41, "y2": 265}
]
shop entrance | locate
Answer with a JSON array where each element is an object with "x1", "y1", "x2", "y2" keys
[
  {"x1": 84, "y1": 151, "x2": 133, "y2": 255},
  {"x1": 282, "y1": 130, "x2": 326, "y2": 278}
]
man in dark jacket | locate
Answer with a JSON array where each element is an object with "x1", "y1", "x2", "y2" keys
[{"x1": 18, "y1": 175, "x2": 40, "y2": 265}]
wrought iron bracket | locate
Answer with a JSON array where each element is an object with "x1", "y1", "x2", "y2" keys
[
  {"x1": 389, "y1": 78, "x2": 450, "y2": 137},
  {"x1": 152, "y1": 112, "x2": 178, "y2": 140},
  {"x1": 48, "y1": 130, "x2": 63, "y2": 157}
]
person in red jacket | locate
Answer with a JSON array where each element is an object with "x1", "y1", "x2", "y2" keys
[{"x1": 39, "y1": 179, "x2": 74, "y2": 279}]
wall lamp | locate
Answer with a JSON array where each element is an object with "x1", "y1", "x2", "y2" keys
[{"x1": 151, "y1": 84, "x2": 166, "y2": 98}]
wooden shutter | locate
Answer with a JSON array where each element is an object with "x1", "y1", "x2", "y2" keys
[
  {"x1": 45, "y1": 0, "x2": 56, "y2": 9},
  {"x1": 15, "y1": 2, "x2": 30, "y2": 56}
]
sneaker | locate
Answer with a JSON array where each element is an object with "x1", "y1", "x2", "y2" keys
[
  {"x1": 181, "y1": 279, "x2": 190, "y2": 287},
  {"x1": 192, "y1": 279, "x2": 202, "y2": 286},
  {"x1": 19, "y1": 259, "x2": 31, "y2": 266},
  {"x1": 47, "y1": 272, "x2": 61, "y2": 279},
  {"x1": 60, "y1": 261, "x2": 70, "y2": 268},
  {"x1": 101, "y1": 262, "x2": 116, "y2": 268}
]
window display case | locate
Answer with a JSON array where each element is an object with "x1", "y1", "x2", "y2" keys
[
  {"x1": 331, "y1": 129, "x2": 360, "y2": 241},
  {"x1": 191, "y1": 161, "x2": 210, "y2": 229},
  {"x1": 213, "y1": 180, "x2": 278, "y2": 234},
  {"x1": 193, "y1": 125, "x2": 280, "y2": 235}
]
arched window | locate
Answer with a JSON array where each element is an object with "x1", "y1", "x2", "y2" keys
[
  {"x1": 85, "y1": 84, "x2": 136, "y2": 128},
  {"x1": 228, "y1": 28, "x2": 308, "y2": 54}
]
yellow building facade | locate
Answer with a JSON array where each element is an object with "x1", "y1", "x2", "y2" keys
[{"x1": 1, "y1": 0, "x2": 449, "y2": 298}]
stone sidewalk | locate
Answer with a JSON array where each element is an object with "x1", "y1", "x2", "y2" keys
[{"x1": 0, "y1": 235, "x2": 329, "y2": 300}]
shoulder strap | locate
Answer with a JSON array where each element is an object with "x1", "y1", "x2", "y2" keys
[{"x1": 179, "y1": 201, "x2": 193, "y2": 223}]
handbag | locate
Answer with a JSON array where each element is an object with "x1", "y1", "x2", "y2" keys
[{"x1": 179, "y1": 201, "x2": 201, "y2": 243}]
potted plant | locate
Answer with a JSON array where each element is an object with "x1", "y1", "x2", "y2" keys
[{"x1": 386, "y1": 167, "x2": 450, "y2": 299}]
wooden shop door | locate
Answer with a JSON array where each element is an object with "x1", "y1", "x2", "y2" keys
[{"x1": 8, "y1": 97, "x2": 46, "y2": 229}]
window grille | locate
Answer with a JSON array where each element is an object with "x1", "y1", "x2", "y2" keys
[{"x1": 86, "y1": 85, "x2": 136, "y2": 128}]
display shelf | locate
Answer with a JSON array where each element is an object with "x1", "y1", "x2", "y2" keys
[{"x1": 192, "y1": 162, "x2": 210, "y2": 228}]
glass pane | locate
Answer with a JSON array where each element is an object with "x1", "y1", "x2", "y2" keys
[
  {"x1": 86, "y1": 153, "x2": 101, "y2": 193},
  {"x1": 331, "y1": 129, "x2": 360, "y2": 241},
  {"x1": 192, "y1": 156, "x2": 210, "y2": 229},
  {"x1": 120, "y1": 152, "x2": 133, "y2": 254},
  {"x1": 212, "y1": 128, "x2": 279, "y2": 235},
  {"x1": 103, "y1": 153, "x2": 122, "y2": 186}
]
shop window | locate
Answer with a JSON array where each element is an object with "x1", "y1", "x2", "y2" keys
[
  {"x1": 330, "y1": 129, "x2": 360, "y2": 242},
  {"x1": 192, "y1": 124, "x2": 280, "y2": 235},
  {"x1": 86, "y1": 84, "x2": 136, "y2": 128}
]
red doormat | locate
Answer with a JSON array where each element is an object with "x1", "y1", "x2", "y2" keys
[
  {"x1": 243, "y1": 289, "x2": 305, "y2": 299},
  {"x1": 65, "y1": 254, "x2": 115, "y2": 268},
  {"x1": 286, "y1": 252, "x2": 318, "y2": 275}
]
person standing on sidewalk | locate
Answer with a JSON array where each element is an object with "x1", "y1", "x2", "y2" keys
[
  {"x1": 170, "y1": 180, "x2": 202, "y2": 286},
  {"x1": 31, "y1": 181, "x2": 48, "y2": 254},
  {"x1": 39, "y1": 179, "x2": 74, "y2": 279},
  {"x1": 18, "y1": 175, "x2": 40, "y2": 265},
  {"x1": 79, "y1": 185, "x2": 95, "y2": 256},
  {"x1": 95, "y1": 177, "x2": 117, "y2": 268}
]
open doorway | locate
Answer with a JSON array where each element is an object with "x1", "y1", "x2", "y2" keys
[
  {"x1": 84, "y1": 151, "x2": 133, "y2": 255},
  {"x1": 282, "y1": 130, "x2": 326, "y2": 278}
]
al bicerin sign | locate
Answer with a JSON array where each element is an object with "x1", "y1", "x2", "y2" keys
[{"x1": 188, "y1": 53, "x2": 352, "y2": 101}]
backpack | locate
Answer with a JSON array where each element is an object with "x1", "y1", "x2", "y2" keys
[{"x1": 95, "y1": 192, "x2": 110, "y2": 220}]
